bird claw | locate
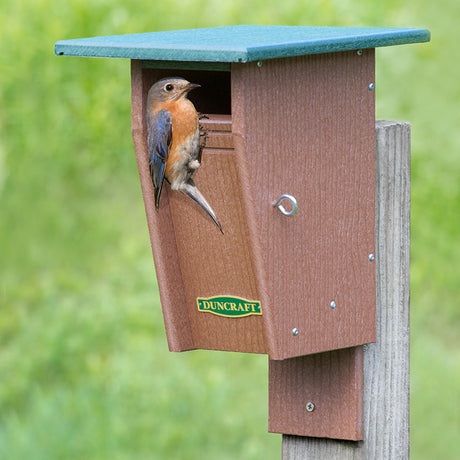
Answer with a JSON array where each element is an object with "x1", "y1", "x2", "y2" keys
[{"x1": 199, "y1": 127, "x2": 208, "y2": 150}]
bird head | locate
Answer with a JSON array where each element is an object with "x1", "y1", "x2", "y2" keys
[{"x1": 147, "y1": 77, "x2": 201, "y2": 105}]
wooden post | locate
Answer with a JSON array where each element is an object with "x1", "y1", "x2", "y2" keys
[{"x1": 281, "y1": 120, "x2": 411, "y2": 459}]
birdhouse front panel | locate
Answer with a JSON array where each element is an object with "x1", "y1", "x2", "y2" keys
[
  {"x1": 167, "y1": 144, "x2": 267, "y2": 354},
  {"x1": 131, "y1": 63, "x2": 268, "y2": 354}
]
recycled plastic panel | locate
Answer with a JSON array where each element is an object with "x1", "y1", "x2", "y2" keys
[
  {"x1": 131, "y1": 61, "x2": 267, "y2": 353},
  {"x1": 131, "y1": 61, "x2": 194, "y2": 352},
  {"x1": 231, "y1": 50, "x2": 377, "y2": 360},
  {"x1": 56, "y1": 25, "x2": 430, "y2": 62},
  {"x1": 168, "y1": 149, "x2": 266, "y2": 353},
  {"x1": 269, "y1": 347, "x2": 364, "y2": 440}
]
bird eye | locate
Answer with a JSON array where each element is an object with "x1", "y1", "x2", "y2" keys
[{"x1": 165, "y1": 84, "x2": 174, "y2": 92}]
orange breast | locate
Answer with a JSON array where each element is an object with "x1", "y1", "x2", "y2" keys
[{"x1": 161, "y1": 99, "x2": 199, "y2": 179}]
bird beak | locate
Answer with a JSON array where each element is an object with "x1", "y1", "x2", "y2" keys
[
  {"x1": 186, "y1": 83, "x2": 201, "y2": 91},
  {"x1": 179, "y1": 82, "x2": 201, "y2": 94}
]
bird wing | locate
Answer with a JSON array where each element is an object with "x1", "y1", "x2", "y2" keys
[{"x1": 147, "y1": 109, "x2": 172, "y2": 210}]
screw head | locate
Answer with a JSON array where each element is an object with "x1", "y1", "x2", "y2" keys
[
  {"x1": 369, "y1": 253, "x2": 375, "y2": 262},
  {"x1": 292, "y1": 328, "x2": 299, "y2": 336},
  {"x1": 306, "y1": 402, "x2": 315, "y2": 412},
  {"x1": 368, "y1": 83, "x2": 375, "y2": 91},
  {"x1": 330, "y1": 301, "x2": 336, "y2": 309}
]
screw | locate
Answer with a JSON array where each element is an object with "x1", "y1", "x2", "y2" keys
[
  {"x1": 257, "y1": 61, "x2": 263, "y2": 67},
  {"x1": 292, "y1": 328, "x2": 299, "y2": 336},
  {"x1": 357, "y1": 49, "x2": 363, "y2": 56},
  {"x1": 306, "y1": 402, "x2": 315, "y2": 412},
  {"x1": 330, "y1": 301, "x2": 336, "y2": 309},
  {"x1": 369, "y1": 253, "x2": 375, "y2": 262},
  {"x1": 368, "y1": 83, "x2": 375, "y2": 91}
]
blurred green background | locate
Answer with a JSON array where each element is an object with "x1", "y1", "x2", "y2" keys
[{"x1": 0, "y1": 0, "x2": 458, "y2": 459}]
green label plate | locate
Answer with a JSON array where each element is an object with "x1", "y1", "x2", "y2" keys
[{"x1": 196, "y1": 296, "x2": 262, "y2": 318}]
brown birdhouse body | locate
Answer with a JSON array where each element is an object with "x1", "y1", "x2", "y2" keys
[{"x1": 131, "y1": 50, "x2": 376, "y2": 360}]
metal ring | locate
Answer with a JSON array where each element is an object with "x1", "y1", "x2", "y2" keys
[{"x1": 273, "y1": 194, "x2": 298, "y2": 216}]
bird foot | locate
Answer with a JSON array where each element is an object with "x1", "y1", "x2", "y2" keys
[{"x1": 199, "y1": 127, "x2": 208, "y2": 150}]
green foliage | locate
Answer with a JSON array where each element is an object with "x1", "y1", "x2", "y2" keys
[{"x1": 0, "y1": 0, "x2": 458, "y2": 459}]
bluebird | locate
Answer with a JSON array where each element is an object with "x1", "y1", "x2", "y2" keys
[{"x1": 146, "y1": 77, "x2": 223, "y2": 233}]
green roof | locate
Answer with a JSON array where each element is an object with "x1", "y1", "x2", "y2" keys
[{"x1": 55, "y1": 25, "x2": 430, "y2": 63}]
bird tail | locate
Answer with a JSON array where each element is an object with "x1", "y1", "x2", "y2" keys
[{"x1": 182, "y1": 180, "x2": 223, "y2": 234}]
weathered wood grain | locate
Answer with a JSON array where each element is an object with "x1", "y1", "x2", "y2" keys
[{"x1": 282, "y1": 120, "x2": 411, "y2": 458}]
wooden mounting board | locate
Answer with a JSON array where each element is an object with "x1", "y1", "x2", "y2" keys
[{"x1": 269, "y1": 347, "x2": 364, "y2": 440}]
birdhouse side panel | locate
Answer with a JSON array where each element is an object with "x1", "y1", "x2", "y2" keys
[
  {"x1": 232, "y1": 50, "x2": 376, "y2": 359},
  {"x1": 131, "y1": 60, "x2": 195, "y2": 352}
]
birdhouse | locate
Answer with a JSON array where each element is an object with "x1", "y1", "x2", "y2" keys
[{"x1": 55, "y1": 26, "x2": 430, "y2": 440}]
